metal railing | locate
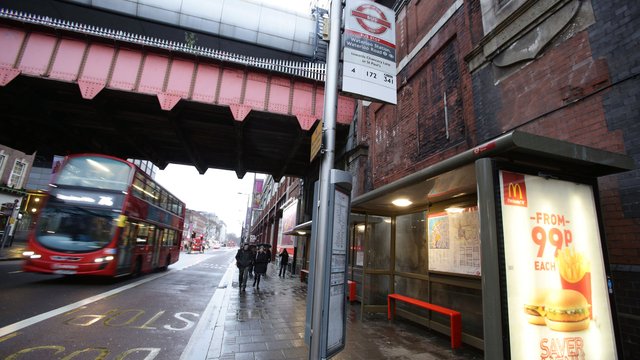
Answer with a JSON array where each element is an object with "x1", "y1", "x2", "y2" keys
[{"x1": 0, "y1": 8, "x2": 327, "y2": 81}]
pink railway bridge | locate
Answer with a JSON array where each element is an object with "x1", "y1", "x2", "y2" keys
[{"x1": 0, "y1": 9, "x2": 356, "y2": 179}]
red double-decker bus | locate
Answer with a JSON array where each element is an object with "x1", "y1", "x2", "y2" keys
[{"x1": 23, "y1": 154, "x2": 186, "y2": 277}]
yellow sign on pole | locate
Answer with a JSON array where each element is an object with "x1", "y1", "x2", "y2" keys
[{"x1": 310, "y1": 119, "x2": 323, "y2": 162}]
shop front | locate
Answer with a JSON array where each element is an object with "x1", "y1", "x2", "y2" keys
[{"x1": 348, "y1": 130, "x2": 632, "y2": 358}]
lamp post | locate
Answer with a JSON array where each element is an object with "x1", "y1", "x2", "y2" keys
[{"x1": 237, "y1": 192, "x2": 252, "y2": 244}]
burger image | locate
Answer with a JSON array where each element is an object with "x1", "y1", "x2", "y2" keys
[
  {"x1": 543, "y1": 289, "x2": 591, "y2": 332},
  {"x1": 523, "y1": 290, "x2": 549, "y2": 325}
]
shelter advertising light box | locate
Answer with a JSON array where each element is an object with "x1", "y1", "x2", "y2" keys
[
  {"x1": 280, "y1": 200, "x2": 298, "y2": 251},
  {"x1": 499, "y1": 170, "x2": 618, "y2": 359}
]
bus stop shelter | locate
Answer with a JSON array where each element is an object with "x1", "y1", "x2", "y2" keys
[{"x1": 347, "y1": 130, "x2": 633, "y2": 358}]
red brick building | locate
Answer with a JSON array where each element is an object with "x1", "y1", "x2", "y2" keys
[
  {"x1": 251, "y1": 176, "x2": 304, "y2": 267},
  {"x1": 343, "y1": 0, "x2": 638, "y2": 358}
]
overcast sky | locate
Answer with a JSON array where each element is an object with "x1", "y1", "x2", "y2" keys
[{"x1": 155, "y1": 165, "x2": 260, "y2": 236}]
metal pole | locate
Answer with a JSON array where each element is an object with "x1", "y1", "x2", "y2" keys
[
  {"x1": 310, "y1": 0, "x2": 342, "y2": 359},
  {"x1": 475, "y1": 158, "x2": 504, "y2": 360},
  {"x1": 0, "y1": 217, "x2": 9, "y2": 248}
]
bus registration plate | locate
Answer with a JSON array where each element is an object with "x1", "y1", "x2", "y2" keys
[{"x1": 54, "y1": 269, "x2": 77, "y2": 275}]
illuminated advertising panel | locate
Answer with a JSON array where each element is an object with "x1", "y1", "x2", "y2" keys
[
  {"x1": 280, "y1": 199, "x2": 297, "y2": 249},
  {"x1": 252, "y1": 179, "x2": 264, "y2": 209},
  {"x1": 499, "y1": 170, "x2": 618, "y2": 359}
]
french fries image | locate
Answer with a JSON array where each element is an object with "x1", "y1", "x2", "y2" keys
[
  {"x1": 555, "y1": 245, "x2": 592, "y2": 319},
  {"x1": 556, "y1": 245, "x2": 590, "y2": 282}
]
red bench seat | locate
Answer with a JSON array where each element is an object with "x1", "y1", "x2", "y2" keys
[
  {"x1": 347, "y1": 280, "x2": 356, "y2": 302},
  {"x1": 300, "y1": 269, "x2": 309, "y2": 282},
  {"x1": 387, "y1": 293, "x2": 461, "y2": 349}
]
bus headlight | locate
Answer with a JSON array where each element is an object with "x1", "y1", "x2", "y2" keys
[
  {"x1": 94, "y1": 256, "x2": 115, "y2": 263},
  {"x1": 23, "y1": 251, "x2": 42, "y2": 259}
]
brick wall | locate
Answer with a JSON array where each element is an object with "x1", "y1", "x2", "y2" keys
[
  {"x1": 470, "y1": 0, "x2": 640, "y2": 357},
  {"x1": 365, "y1": 1, "x2": 476, "y2": 187},
  {"x1": 352, "y1": 0, "x2": 639, "y2": 357},
  {"x1": 589, "y1": 0, "x2": 640, "y2": 357}
]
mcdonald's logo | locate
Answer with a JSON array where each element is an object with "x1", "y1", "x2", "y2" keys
[
  {"x1": 502, "y1": 171, "x2": 528, "y2": 207},
  {"x1": 508, "y1": 183, "x2": 523, "y2": 199}
]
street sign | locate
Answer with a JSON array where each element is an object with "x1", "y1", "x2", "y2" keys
[
  {"x1": 341, "y1": 0, "x2": 397, "y2": 104},
  {"x1": 305, "y1": 170, "x2": 352, "y2": 359},
  {"x1": 310, "y1": 119, "x2": 323, "y2": 162}
]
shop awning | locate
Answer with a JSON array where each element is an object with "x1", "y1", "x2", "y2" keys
[
  {"x1": 283, "y1": 220, "x2": 313, "y2": 236},
  {"x1": 351, "y1": 130, "x2": 635, "y2": 214}
]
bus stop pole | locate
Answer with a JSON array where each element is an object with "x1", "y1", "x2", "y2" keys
[{"x1": 310, "y1": 0, "x2": 342, "y2": 359}]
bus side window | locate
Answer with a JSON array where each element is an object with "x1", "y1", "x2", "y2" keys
[
  {"x1": 132, "y1": 175, "x2": 144, "y2": 198},
  {"x1": 136, "y1": 223, "x2": 149, "y2": 245},
  {"x1": 121, "y1": 222, "x2": 138, "y2": 247},
  {"x1": 161, "y1": 230, "x2": 171, "y2": 246},
  {"x1": 171, "y1": 195, "x2": 180, "y2": 215},
  {"x1": 160, "y1": 190, "x2": 169, "y2": 211}
]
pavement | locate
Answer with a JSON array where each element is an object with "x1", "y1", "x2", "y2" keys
[
  {"x1": 0, "y1": 241, "x2": 25, "y2": 261},
  {"x1": 189, "y1": 262, "x2": 484, "y2": 360},
  {"x1": 2, "y1": 244, "x2": 484, "y2": 359}
]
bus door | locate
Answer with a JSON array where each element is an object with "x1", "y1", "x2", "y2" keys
[
  {"x1": 117, "y1": 221, "x2": 135, "y2": 275},
  {"x1": 151, "y1": 228, "x2": 163, "y2": 269}
]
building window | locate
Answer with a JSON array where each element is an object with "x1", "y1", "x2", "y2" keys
[
  {"x1": 8, "y1": 159, "x2": 27, "y2": 188},
  {"x1": 0, "y1": 152, "x2": 6, "y2": 178}
]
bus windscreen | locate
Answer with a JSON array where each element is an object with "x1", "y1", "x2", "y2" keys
[
  {"x1": 55, "y1": 156, "x2": 132, "y2": 191},
  {"x1": 35, "y1": 205, "x2": 118, "y2": 253}
]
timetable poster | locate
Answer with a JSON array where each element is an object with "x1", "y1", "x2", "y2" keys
[
  {"x1": 427, "y1": 207, "x2": 481, "y2": 276},
  {"x1": 499, "y1": 170, "x2": 618, "y2": 360}
]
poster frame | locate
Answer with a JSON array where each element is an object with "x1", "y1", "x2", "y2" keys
[
  {"x1": 426, "y1": 205, "x2": 481, "y2": 277},
  {"x1": 490, "y1": 160, "x2": 623, "y2": 360}
]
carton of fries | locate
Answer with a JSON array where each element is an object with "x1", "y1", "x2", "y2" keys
[{"x1": 556, "y1": 245, "x2": 592, "y2": 318}]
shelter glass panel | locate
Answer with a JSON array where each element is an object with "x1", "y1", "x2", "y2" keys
[
  {"x1": 349, "y1": 214, "x2": 365, "y2": 267},
  {"x1": 393, "y1": 277, "x2": 430, "y2": 317},
  {"x1": 364, "y1": 274, "x2": 390, "y2": 306},
  {"x1": 430, "y1": 281, "x2": 483, "y2": 339},
  {"x1": 366, "y1": 215, "x2": 391, "y2": 270},
  {"x1": 395, "y1": 211, "x2": 428, "y2": 274}
]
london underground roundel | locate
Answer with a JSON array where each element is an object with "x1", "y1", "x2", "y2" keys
[{"x1": 351, "y1": 3, "x2": 391, "y2": 35}]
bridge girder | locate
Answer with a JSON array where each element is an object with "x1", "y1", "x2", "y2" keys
[{"x1": 0, "y1": 19, "x2": 354, "y2": 179}]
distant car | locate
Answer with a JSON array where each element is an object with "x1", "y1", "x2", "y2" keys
[{"x1": 213, "y1": 243, "x2": 220, "y2": 249}]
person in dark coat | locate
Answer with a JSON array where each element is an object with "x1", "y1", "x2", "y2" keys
[
  {"x1": 248, "y1": 245, "x2": 257, "y2": 278},
  {"x1": 235, "y1": 244, "x2": 253, "y2": 291},
  {"x1": 253, "y1": 246, "x2": 269, "y2": 289},
  {"x1": 264, "y1": 246, "x2": 272, "y2": 277},
  {"x1": 278, "y1": 248, "x2": 289, "y2": 277}
]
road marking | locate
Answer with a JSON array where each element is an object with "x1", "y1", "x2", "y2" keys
[
  {"x1": 0, "y1": 332, "x2": 20, "y2": 343},
  {"x1": 8, "y1": 271, "x2": 23, "y2": 274},
  {"x1": 0, "y1": 270, "x2": 173, "y2": 337},
  {"x1": 0, "y1": 254, "x2": 216, "y2": 338},
  {"x1": 180, "y1": 260, "x2": 235, "y2": 360}
]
